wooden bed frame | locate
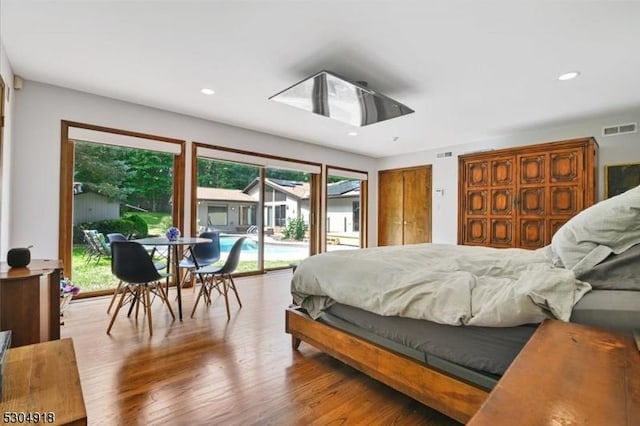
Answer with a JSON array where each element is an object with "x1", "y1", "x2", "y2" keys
[{"x1": 285, "y1": 307, "x2": 490, "y2": 423}]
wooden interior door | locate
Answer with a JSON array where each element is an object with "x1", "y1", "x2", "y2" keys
[
  {"x1": 378, "y1": 169, "x2": 404, "y2": 246},
  {"x1": 403, "y1": 166, "x2": 432, "y2": 244}
]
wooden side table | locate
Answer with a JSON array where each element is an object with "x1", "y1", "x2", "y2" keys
[
  {"x1": 468, "y1": 319, "x2": 640, "y2": 425},
  {"x1": 1, "y1": 338, "x2": 87, "y2": 425},
  {"x1": 0, "y1": 259, "x2": 63, "y2": 347}
]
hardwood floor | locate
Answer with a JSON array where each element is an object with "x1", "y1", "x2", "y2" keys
[{"x1": 61, "y1": 270, "x2": 460, "y2": 425}]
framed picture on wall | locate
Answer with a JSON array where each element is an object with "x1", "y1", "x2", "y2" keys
[{"x1": 604, "y1": 162, "x2": 640, "y2": 198}]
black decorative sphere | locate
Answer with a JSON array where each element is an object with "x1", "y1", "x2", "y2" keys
[{"x1": 7, "y1": 247, "x2": 31, "y2": 268}]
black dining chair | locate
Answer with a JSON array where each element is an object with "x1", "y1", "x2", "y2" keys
[
  {"x1": 105, "y1": 233, "x2": 165, "y2": 313},
  {"x1": 190, "y1": 237, "x2": 245, "y2": 320},
  {"x1": 107, "y1": 241, "x2": 175, "y2": 336},
  {"x1": 106, "y1": 233, "x2": 128, "y2": 243},
  {"x1": 179, "y1": 231, "x2": 221, "y2": 290}
]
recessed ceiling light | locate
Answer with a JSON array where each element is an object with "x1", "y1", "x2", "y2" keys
[
  {"x1": 558, "y1": 71, "x2": 580, "y2": 81},
  {"x1": 201, "y1": 88, "x2": 215, "y2": 95},
  {"x1": 348, "y1": 131, "x2": 358, "y2": 136}
]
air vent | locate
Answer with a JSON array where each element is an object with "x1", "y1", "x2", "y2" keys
[
  {"x1": 436, "y1": 151, "x2": 452, "y2": 158},
  {"x1": 602, "y1": 122, "x2": 637, "y2": 137}
]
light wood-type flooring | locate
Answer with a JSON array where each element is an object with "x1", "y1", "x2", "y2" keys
[{"x1": 61, "y1": 270, "x2": 460, "y2": 425}]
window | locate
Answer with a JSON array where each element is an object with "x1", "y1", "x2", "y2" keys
[
  {"x1": 208, "y1": 205, "x2": 228, "y2": 226},
  {"x1": 275, "y1": 204, "x2": 287, "y2": 227},
  {"x1": 60, "y1": 122, "x2": 185, "y2": 296}
]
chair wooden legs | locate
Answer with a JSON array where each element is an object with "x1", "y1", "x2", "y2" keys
[
  {"x1": 155, "y1": 281, "x2": 175, "y2": 320},
  {"x1": 228, "y1": 276, "x2": 243, "y2": 308},
  {"x1": 106, "y1": 280, "x2": 175, "y2": 336},
  {"x1": 106, "y1": 280, "x2": 124, "y2": 314},
  {"x1": 106, "y1": 285, "x2": 130, "y2": 335},
  {"x1": 191, "y1": 273, "x2": 242, "y2": 320}
]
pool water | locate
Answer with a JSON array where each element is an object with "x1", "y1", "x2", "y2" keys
[
  {"x1": 220, "y1": 236, "x2": 259, "y2": 252},
  {"x1": 219, "y1": 235, "x2": 307, "y2": 257}
]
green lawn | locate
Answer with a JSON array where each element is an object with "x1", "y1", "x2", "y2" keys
[
  {"x1": 72, "y1": 213, "x2": 295, "y2": 294},
  {"x1": 133, "y1": 212, "x2": 172, "y2": 236},
  {"x1": 71, "y1": 246, "x2": 292, "y2": 294}
]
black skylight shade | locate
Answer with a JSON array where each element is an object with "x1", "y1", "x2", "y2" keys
[{"x1": 269, "y1": 70, "x2": 414, "y2": 127}]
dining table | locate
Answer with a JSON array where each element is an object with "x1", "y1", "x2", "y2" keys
[{"x1": 134, "y1": 236, "x2": 211, "y2": 320}]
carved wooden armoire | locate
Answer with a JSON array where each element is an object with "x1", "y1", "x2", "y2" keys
[{"x1": 458, "y1": 137, "x2": 598, "y2": 249}]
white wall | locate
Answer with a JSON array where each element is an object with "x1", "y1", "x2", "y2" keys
[
  {"x1": 0, "y1": 40, "x2": 15, "y2": 256},
  {"x1": 377, "y1": 109, "x2": 640, "y2": 244},
  {"x1": 9, "y1": 80, "x2": 377, "y2": 259}
]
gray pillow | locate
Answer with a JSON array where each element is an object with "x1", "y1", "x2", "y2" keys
[
  {"x1": 551, "y1": 184, "x2": 640, "y2": 275},
  {"x1": 576, "y1": 243, "x2": 640, "y2": 290}
]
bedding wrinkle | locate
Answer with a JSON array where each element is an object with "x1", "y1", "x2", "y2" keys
[{"x1": 292, "y1": 243, "x2": 591, "y2": 327}]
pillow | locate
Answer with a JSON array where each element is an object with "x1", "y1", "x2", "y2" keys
[
  {"x1": 576, "y1": 243, "x2": 640, "y2": 290},
  {"x1": 551, "y1": 184, "x2": 640, "y2": 275}
]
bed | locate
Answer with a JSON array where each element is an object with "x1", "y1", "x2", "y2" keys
[{"x1": 285, "y1": 185, "x2": 640, "y2": 423}]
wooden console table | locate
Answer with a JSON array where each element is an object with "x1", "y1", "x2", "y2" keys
[
  {"x1": 468, "y1": 319, "x2": 640, "y2": 425},
  {"x1": 0, "y1": 259, "x2": 63, "y2": 347},
  {"x1": 1, "y1": 338, "x2": 87, "y2": 425}
]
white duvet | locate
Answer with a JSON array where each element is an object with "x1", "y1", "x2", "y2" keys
[{"x1": 291, "y1": 243, "x2": 591, "y2": 327}]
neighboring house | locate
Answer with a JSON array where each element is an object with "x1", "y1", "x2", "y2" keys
[
  {"x1": 326, "y1": 180, "x2": 360, "y2": 233},
  {"x1": 198, "y1": 178, "x2": 360, "y2": 235},
  {"x1": 196, "y1": 187, "x2": 258, "y2": 233},
  {"x1": 73, "y1": 182, "x2": 120, "y2": 225},
  {"x1": 244, "y1": 178, "x2": 310, "y2": 231}
]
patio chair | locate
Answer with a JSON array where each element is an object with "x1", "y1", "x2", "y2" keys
[
  {"x1": 191, "y1": 237, "x2": 245, "y2": 320},
  {"x1": 82, "y1": 229, "x2": 111, "y2": 264}
]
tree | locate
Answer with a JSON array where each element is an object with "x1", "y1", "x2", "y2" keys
[
  {"x1": 124, "y1": 150, "x2": 173, "y2": 211},
  {"x1": 74, "y1": 142, "x2": 174, "y2": 212},
  {"x1": 74, "y1": 142, "x2": 133, "y2": 201}
]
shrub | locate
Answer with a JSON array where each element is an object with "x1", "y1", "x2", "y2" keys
[
  {"x1": 282, "y1": 217, "x2": 307, "y2": 241},
  {"x1": 122, "y1": 213, "x2": 149, "y2": 237}
]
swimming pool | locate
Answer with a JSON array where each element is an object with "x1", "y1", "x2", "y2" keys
[{"x1": 219, "y1": 235, "x2": 309, "y2": 259}]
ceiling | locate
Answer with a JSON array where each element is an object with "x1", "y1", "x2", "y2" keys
[{"x1": 2, "y1": 0, "x2": 639, "y2": 158}]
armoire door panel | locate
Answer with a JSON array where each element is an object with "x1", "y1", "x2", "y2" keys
[
  {"x1": 550, "y1": 150, "x2": 580, "y2": 183},
  {"x1": 549, "y1": 219, "x2": 567, "y2": 239},
  {"x1": 519, "y1": 154, "x2": 545, "y2": 184},
  {"x1": 468, "y1": 191, "x2": 487, "y2": 215},
  {"x1": 490, "y1": 219, "x2": 513, "y2": 246},
  {"x1": 466, "y1": 218, "x2": 488, "y2": 244},
  {"x1": 520, "y1": 187, "x2": 545, "y2": 215},
  {"x1": 491, "y1": 189, "x2": 512, "y2": 215},
  {"x1": 520, "y1": 219, "x2": 545, "y2": 249},
  {"x1": 550, "y1": 186, "x2": 580, "y2": 215},
  {"x1": 491, "y1": 158, "x2": 514, "y2": 186},
  {"x1": 466, "y1": 161, "x2": 488, "y2": 187}
]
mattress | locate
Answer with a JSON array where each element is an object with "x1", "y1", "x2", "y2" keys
[
  {"x1": 321, "y1": 303, "x2": 537, "y2": 383},
  {"x1": 570, "y1": 290, "x2": 640, "y2": 333}
]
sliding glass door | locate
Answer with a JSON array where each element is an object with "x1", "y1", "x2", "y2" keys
[
  {"x1": 195, "y1": 157, "x2": 261, "y2": 273},
  {"x1": 193, "y1": 144, "x2": 321, "y2": 273},
  {"x1": 325, "y1": 167, "x2": 368, "y2": 251}
]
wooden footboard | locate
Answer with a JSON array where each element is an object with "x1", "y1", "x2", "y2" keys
[{"x1": 285, "y1": 307, "x2": 489, "y2": 423}]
